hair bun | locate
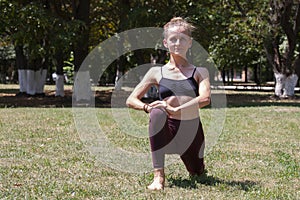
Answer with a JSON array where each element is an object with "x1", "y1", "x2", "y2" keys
[
  {"x1": 170, "y1": 17, "x2": 184, "y2": 23},
  {"x1": 163, "y1": 17, "x2": 195, "y2": 38}
]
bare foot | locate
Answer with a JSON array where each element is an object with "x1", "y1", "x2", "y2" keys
[{"x1": 147, "y1": 168, "x2": 165, "y2": 191}]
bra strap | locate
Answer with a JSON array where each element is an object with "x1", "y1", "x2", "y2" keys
[
  {"x1": 191, "y1": 67, "x2": 197, "y2": 77},
  {"x1": 161, "y1": 66, "x2": 163, "y2": 78}
]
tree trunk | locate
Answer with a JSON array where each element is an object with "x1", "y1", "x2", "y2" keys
[
  {"x1": 231, "y1": 68, "x2": 234, "y2": 83},
  {"x1": 114, "y1": 69, "x2": 123, "y2": 91},
  {"x1": 274, "y1": 72, "x2": 298, "y2": 97},
  {"x1": 73, "y1": 0, "x2": 90, "y2": 72},
  {"x1": 244, "y1": 65, "x2": 248, "y2": 83},
  {"x1": 114, "y1": 0, "x2": 130, "y2": 91},
  {"x1": 222, "y1": 68, "x2": 226, "y2": 85},
  {"x1": 264, "y1": 0, "x2": 300, "y2": 97},
  {"x1": 23, "y1": 68, "x2": 47, "y2": 96},
  {"x1": 35, "y1": 69, "x2": 47, "y2": 95},
  {"x1": 24, "y1": 57, "x2": 47, "y2": 96},
  {"x1": 55, "y1": 51, "x2": 65, "y2": 97},
  {"x1": 26, "y1": 69, "x2": 36, "y2": 96},
  {"x1": 72, "y1": 0, "x2": 91, "y2": 101},
  {"x1": 74, "y1": 71, "x2": 92, "y2": 101},
  {"x1": 15, "y1": 45, "x2": 27, "y2": 94},
  {"x1": 283, "y1": 74, "x2": 298, "y2": 97},
  {"x1": 55, "y1": 75, "x2": 65, "y2": 97},
  {"x1": 254, "y1": 65, "x2": 259, "y2": 84},
  {"x1": 114, "y1": 35, "x2": 125, "y2": 91},
  {"x1": 274, "y1": 72, "x2": 286, "y2": 97},
  {"x1": 18, "y1": 69, "x2": 27, "y2": 93}
]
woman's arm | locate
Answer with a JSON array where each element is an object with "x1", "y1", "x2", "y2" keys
[
  {"x1": 126, "y1": 67, "x2": 159, "y2": 112},
  {"x1": 165, "y1": 67, "x2": 211, "y2": 114}
]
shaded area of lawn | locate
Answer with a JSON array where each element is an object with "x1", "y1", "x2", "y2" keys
[
  {"x1": 0, "y1": 87, "x2": 112, "y2": 108},
  {"x1": 0, "y1": 84, "x2": 300, "y2": 108},
  {"x1": 168, "y1": 173, "x2": 258, "y2": 191}
]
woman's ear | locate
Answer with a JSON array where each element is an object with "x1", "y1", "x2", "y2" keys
[{"x1": 163, "y1": 39, "x2": 168, "y2": 49}]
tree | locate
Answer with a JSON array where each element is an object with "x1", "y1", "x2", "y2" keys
[
  {"x1": 206, "y1": 0, "x2": 300, "y2": 96},
  {"x1": 1, "y1": 0, "x2": 88, "y2": 96},
  {"x1": 44, "y1": 0, "x2": 82, "y2": 97},
  {"x1": 264, "y1": 0, "x2": 300, "y2": 97},
  {"x1": 0, "y1": 1, "x2": 52, "y2": 96},
  {"x1": 208, "y1": 0, "x2": 269, "y2": 85},
  {"x1": 108, "y1": 0, "x2": 216, "y2": 88}
]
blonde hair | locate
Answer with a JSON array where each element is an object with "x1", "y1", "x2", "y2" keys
[{"x1": 163, "y1": 17, "x2": 195, "y2": 38}]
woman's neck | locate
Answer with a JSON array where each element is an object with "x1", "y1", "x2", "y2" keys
[{"x1": 169, "y1": 55, "x2": 189, "y2": 69}]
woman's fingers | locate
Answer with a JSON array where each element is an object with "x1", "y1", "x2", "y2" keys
[
  {"x1": 149, "y1": 101, "x2": 167, "y2": 108},
  {"x1": 149, "y1": 100, "x2": 160, "y2": 107}
]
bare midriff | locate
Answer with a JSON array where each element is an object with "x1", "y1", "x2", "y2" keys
[{"x1": 163, "y1": 95, "x2": 199, "y2": 120}]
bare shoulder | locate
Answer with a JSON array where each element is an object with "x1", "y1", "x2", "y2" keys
[
  {"x1": 195, "y1": 67, "x2": 209, "y2": 81},
  {"x1": 147, "y1": 66, "x2": 161, "y2": 74},
  {"x1": 143, "y1": 66, "x2": 162, "y2": 83}
]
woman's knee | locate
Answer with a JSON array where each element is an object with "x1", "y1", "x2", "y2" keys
[
  {"x1": 149, "y1": 108, "x2": 167, "y2": 136},
  {"x1": 150, "y1": 108, "x2": 167, "y2": 121}
]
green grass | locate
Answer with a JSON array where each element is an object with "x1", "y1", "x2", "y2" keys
[{"x1": 0, "y1": 103, "x2": 300, "y2": 199}]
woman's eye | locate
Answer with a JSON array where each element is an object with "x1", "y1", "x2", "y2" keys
[
  {"x1": 170, "y1": 38, "x2": 177, "y2": 42},
  {"x1": 180, "y1": 37, "x2": 186, "y2": 41}
]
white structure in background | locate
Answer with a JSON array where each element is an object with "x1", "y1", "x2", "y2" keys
[
  {"x1": 52, "y1": 72, "x2": 65, "y2": 97},
  {"x1": 275, "y1": 73, "x2": 298, "y2": 97},
  {"x1": 35, "y1": 69, "x2": 47, "y2": 94},
  {"x1": 18, "y1": 68, "x2": 47, "y2": 96},
  {"x1": 73, "y1": 71, "x2": 92, "y2": 102},
  {"x1": 18, "y1": 69, "x2": 27, "y2": 93}
]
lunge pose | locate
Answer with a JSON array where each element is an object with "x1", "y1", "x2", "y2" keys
[{"x1": 126, "y1": 17, "x2": 211, "y2": 190}]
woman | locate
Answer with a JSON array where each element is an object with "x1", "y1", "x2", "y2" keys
[{"x1": 126, "y1": 17, "x2": 211, "y2": 190}]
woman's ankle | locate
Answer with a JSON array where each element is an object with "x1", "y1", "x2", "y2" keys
[
  {"x1": 147, "y1": 168, "x2": 165, "y2": 190},
  {"x1": 153, "y1": 168, "x2": 164, "y2": 177}
]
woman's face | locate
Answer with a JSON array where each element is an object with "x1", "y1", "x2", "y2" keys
[{"x1": 164, "y1": 25, "x2": 192, "y2": 57}]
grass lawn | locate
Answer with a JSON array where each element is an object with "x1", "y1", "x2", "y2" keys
[{"x1": 0, "y1": 86, "x2": 299, "y2": 199}]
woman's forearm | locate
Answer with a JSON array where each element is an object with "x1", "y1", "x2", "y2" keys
[
  {"x1": 165, "y1": 95, "x2": 210, "y2": 115},
  {"x1": 126, "y1": 96, "x2": 154, "y2": 113},
  {"x1": 126, "y1": 96, "x2": 144, "y2": 110},
  {"x1": 179, "y1": 96, "x2": 210, "y2": 110}
]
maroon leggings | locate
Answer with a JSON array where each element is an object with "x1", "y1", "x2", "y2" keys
[{"x1": 149, "y1": 108, "x2": 205, "y2": 175}]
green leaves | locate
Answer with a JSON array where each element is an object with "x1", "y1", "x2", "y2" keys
[
  {"x1": 208, "y1": 0, "x2": 270, "y2": 72},
  {"x1": 2, "y1": 0, "x2": 299, "y2": 83}
]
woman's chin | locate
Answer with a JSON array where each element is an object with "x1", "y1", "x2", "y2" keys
[{"x1": 171, "y1": 51, "x2": 186, "y2": 58}]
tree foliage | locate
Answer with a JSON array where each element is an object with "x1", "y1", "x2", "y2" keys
[
  {"x1": 264, "y1": 0, "x2": 300, "y2": 76},
  {"x1": 1, "y1": 0, "x2": 300, "y2": 87}
]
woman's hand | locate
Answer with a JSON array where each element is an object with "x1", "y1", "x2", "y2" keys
[
  {"x1": 149, "y1": 100, "x2": 167, "y2": 109},
  {"x1": 149, "y1": 101, "x2": 180, "y2": 115},
  {"x1": 164, "y1": 104, "x2": 179, "y2": 115}
]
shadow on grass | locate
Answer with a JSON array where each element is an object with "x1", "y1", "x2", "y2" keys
[
  {"x1": 1, "y1": 88, "x2": 300, "y2": 108},
  {"x1": 168, "y1": 173, "x2": 258, "y2": 191},
  {"x1": 0, "y1": 88, "x2": 20, "y2": 94}
]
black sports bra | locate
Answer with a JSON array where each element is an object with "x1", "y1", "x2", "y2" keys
[{"x1": 158, "y1": 67, "x2": 199, "y2": 100}]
